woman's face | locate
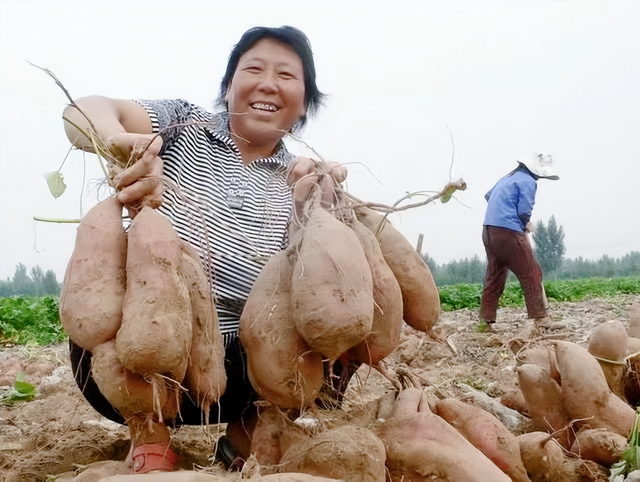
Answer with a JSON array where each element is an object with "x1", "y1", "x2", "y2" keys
[{"x1": 226, "y1": 38, "x2": 307, "y2": 149}]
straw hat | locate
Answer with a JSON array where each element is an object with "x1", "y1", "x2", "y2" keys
[{"x1": 517, "y1": 153, "x2": 559, "y2": 180}]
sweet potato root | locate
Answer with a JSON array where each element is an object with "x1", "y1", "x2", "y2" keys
[
  {"x1": 249, "y1": 404, "x2": 309, "y2": 467},
  {"x1": 517, "y1": 363, "x2": 574, "y2": 450},
  {"x1": 179, "y1": 247, "x2": 226, "y2": 418},
  {"x1": 434, "y1": 397, "x2": 531, "y2": 482},
  {"x1": 291, "y1": 200, "x2": 373, "y2": 362},
  {"x1": 554, "y1": 340, "x2": 635, "y2": 437},
  {"x1": 518, "y1": 431, "x2": 610, "y2": 482},
  {"x1": 628, "y1": 299, "x2": 640, "y2": 338},
  {"x1": 240, "y1": 248, "x2": 324, "y2": 409},
  {"x1": 280, "y1": 425, "x2": 386, "y2": 482},
  {"x1": 375, "y1": 388, "x2": 510, "y2": 481},
  {"x1": 517, "y1": 431, "x2": 572, "y2": 482},
  {"x1": 347, "y1": 218, "x2": 403, "y2": 366},
  {"x1": 570, "y1": 427, "x2": 627, "y2": 466},
  {"x1": 514, "y1": 342, "x2": 560, "y2": 383},
  {"x1": 588, "y1": 320, "x2": 628, "y2": 400},
  {"x1": 59, "y1": 196, "x2": 126, "y2": 351},
  {"x1": 91, "y1": 340, "x2": 179, "y2": 422},
  {"x1": 354, "y1": 206, "x2": 440, "y2": 333},
  {"x1": 116, "y1": 206, "x2": 192, "y2": 381},
  {"x1": 588, "y1": 320, "x2": 629, "y2": 363}
]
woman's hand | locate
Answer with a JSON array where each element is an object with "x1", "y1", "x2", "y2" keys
[
  {"x1": 287, "y1": 157, "x2": 347, "y2": 237},
  {"x1": 109, "y1": 133, "x2": 164, "y2": 217},
  {"x1": 288, "y1": 157, "x2": 348, "y2": 206}
]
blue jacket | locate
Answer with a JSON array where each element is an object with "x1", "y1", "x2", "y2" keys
[{"x1": 483, "y1": 168, "x2": 537, "y2": 233}]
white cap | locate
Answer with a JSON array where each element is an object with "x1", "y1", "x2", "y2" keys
[{"x1": 517, "y1": 153, "x2": 559, "y2": 180}]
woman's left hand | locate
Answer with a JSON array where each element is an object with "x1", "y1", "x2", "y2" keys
[{"x1": 288, "y1": 156, "x2": 347, "y2": 205}]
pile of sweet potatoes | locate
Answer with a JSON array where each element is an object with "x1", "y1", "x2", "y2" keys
[
  {"x1": 509, "y1": 318, "x2": 640, "y2": 480},
  {"x1": 239, "y1": 164, "x2": 440, "y2": 409},
  {"x1": 60, "y1": 198, "x2": 226, "y2": 423}
]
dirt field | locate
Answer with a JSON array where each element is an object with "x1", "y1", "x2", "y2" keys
[{"x1": 1, "y1": 295, "x2": 638, "y2": 481}]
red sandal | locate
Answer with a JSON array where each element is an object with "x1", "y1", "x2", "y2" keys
[{"x1": 131, "y1": 443, "x2": 179, "y2": 474}]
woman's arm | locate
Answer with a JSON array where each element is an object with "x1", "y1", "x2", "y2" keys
[
  {"x1": 63, "y1": 96, "x2": 163, "y2": 214},
  {"x1": 63, "y1": 96, "x2": 153, "y2": 151}
]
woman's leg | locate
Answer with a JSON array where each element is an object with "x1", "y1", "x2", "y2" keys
[
  {"x1": 69, "y1": 339, "x2": 126, "y2": 424},
  {"x1": 70, "y1": 339, "x2": 179, "y2": 472}
]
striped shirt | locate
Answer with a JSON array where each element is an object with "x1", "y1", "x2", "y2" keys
[{"x1": 137, "y1": 99, "x2": 294, "y2": 346}]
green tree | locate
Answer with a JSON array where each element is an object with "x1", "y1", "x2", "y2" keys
[
  {"x1": 533, "y1": 215, "x2": 566, "y2": 276},
  {"x1": 0, "y1": 264, "x2": 61, "y2": 296},
  {"x1": 30, "y1": 266, "x2": 45, "y2": 295},
  {"x1": 0, "y1": 278, "x2": 13, "y2": 297},
  {"x1": 12, "y1": 264, "x2": 34, "y2": 296},
  {"x1": 422, "y1": 252, "x2": 438, "y2": 275},
  {"x1": 41, "y1": 270, "x2": 61, "y2": 295}
]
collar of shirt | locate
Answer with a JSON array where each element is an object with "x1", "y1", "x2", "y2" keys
[{"x1": 204, "y1": 113, "x2": 294, "y2": 169}]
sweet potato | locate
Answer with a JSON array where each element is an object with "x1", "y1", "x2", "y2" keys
[
  {"x1": 500, "y1": 388, "x2": 529, "y2": 415},
  {"x1": 280, "y1": 425, "x2": 386, "y2": 482},
  {"x1": 375, "y1": 388, "x2": 510, "y2": 481},
  {"x1": 518, "y1": 431, "x2": 610, "y2": 482},
  {"x1": 628, "y1": 299, "x2": 640, "y2": 338},
  {"x1": 434, "y1": 397, "x2": 531, "y2": 482},
  {"x1": 517, "y1": 363, "x2": 573, "y2": 449},
  {"x1": 517, "y1": 431, "x2": 572, "y2": 482},
  {"x1": 570, "y1": 427, "x2": 627, "y2": 466},
  {"x1": 624, "y1": 337, "x2": 640, "y2": 405},
  {"x1": 514, "y1": 342, "x2": 560, "y2": 382},
  {"x1": 179, "y1": 248, "x2": 226, "y2": 418},
  {"x1": 291, "y1": 201, "x2": 373, "y2": 362},
  {"x1": 554, "y1": 340, "x2": 635, "y2": 437},
  {"x1": 91, "y1": 340, "x2": 179, "y2": 422},
  {"x1": 106, "y1": 471, "x2": 338, "y2": 482},
  {"x1": 588, "y1": 320, "x2": 629, "y2": 363},
  {"x1": 240, "y1": 248, "x2": 324, "y2": 409},
  {"x1": 354, "y1": 206, "x2": 440, "y2": 333},
  {"x1": 347, "y1": 218, "x2": 403, "y2": 366},
  {"x1": 249, "y1": 404, "x2": 309, "y2": 467},
  {"x1": 59, "y1": 196, "x2": 126, "y2": 351},
  {"x1": 116, "y1": 206, "x2": 192, "y2": 381},
  {"x1": 588, "y1": 320, "x2": 628, "y2": 400}
]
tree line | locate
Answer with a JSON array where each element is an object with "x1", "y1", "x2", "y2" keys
[
  {"x1": 2, "y1": 216, "x2": 638, "y2": 295},
  {"x1": 425, "y1": 216, "x2": 640, "y2": 286},
  {"x1": 0, "y1": 264, "x2": 61, "y2": 297}
]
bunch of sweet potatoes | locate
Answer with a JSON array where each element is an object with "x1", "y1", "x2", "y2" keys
[
  {"x1": 60, "y1": 199, "x2": 226, "y2": 423},
  {"x1": 239, "y1": 164, "x2": 441, "y2": 409}
]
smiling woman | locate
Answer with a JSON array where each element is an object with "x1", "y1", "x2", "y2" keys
[
  {"x1": 57, "y1": 25, "x2": 346, "y2": 474},
  {"x1": 223, "y1": 38, "x2": 307, "y2": 162}
]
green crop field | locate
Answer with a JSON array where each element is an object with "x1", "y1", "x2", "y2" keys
[{"x1": 1, "y1": 276, "x2": 639, "y2": 346}]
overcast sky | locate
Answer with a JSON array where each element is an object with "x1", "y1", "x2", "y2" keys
[{"x1": 1, "y1": 0, "x2": 639, "y2": 281}]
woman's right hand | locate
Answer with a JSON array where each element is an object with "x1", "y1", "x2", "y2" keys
[{"x1": 109, "y1": 133, "x2": 164, "y2": 217}]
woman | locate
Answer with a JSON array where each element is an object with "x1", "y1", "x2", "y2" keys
[
  {"x1": 63, "y1": 25, "x2": 339, "y2": 473},
  {"x1": 480, "y1": 153, "x2": 559, "y2": 330}
]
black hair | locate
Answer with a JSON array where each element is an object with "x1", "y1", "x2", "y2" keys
[{"x1": 217, "y1": 25, "x2": 325, "y2": 131}]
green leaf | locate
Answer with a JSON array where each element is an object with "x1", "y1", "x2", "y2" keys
[
  {"x1": 43, "y1": 171, "x2": 67, "y2": 198},
  {"x1": 440, "y1": 185, "x2": 457, "y2": 204},
  {"x1": 0, "y1": 373, "x2": 37, "y2": 405}
]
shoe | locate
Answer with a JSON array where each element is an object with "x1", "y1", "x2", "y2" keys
[
  {"x1": 214, "y1": 435, "x2": 245, "y2": 471},
  {"x1": 476, "y1": 320, "x2": 495, "y2": 333},
  {"x1": 131, "y1": 443, "x2": 179, "y2": 474},
  {"x1": 534, "y1": 318, "x2": 564, "y2": 331}
]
